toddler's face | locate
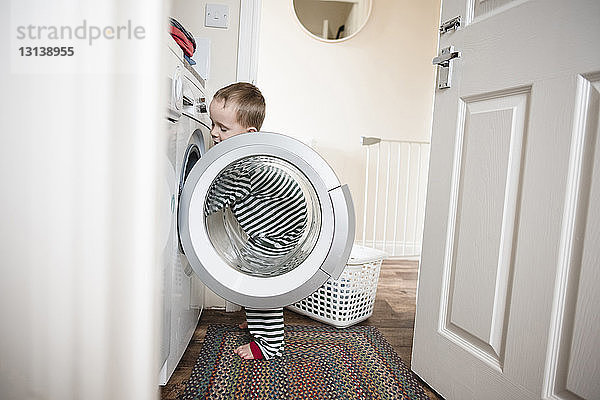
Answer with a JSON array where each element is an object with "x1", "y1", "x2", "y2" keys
[{"x1": 209, "y1": 98, "x2": 256, "y2": 144}]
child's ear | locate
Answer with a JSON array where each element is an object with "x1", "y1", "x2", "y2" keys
[{"x1": 247, "y1": 127, "x2": 258, "y2": 133}]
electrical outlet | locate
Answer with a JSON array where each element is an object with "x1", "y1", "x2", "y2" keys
[{"x1": 205, "y1": 4, "x2": 229, "y2": 29}]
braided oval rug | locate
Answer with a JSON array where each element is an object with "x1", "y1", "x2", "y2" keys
[{"x1": 180, "y1": 324, "x2": 429, "y2": 400}]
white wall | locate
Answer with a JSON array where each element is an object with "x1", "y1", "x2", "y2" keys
[{"x1": 257, "y1": 0, "x2": 441, "y2": 241}]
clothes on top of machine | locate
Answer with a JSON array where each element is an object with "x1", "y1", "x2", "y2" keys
[
  {"x1": 169, "y1": 26, "x2": 194, "y2": 57},
  {"x1": 204, "y1": 159, "x2": 308, "y2": 260},
  {"x1": 184, "y1": 54, "x2": 196, "y2": 65},
  {"x1": 169, "y1": 17, "x2": 196, "y2": 58}
]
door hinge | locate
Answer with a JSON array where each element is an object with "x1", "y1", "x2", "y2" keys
[
  {"x1": 440, "y1": 16, "x2": 461, "y2": 34},
  {"x1": 433, "y1": 46, "x2": 461, "y2": 89}
]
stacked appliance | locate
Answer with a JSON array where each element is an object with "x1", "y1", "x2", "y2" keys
[{"x1": 159, "y1": 40, "x2": 211, "y2": 385}]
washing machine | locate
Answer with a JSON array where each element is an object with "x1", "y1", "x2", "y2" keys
[{"x1": 159, "y1": 40, "x2": 211, "y2": 386}]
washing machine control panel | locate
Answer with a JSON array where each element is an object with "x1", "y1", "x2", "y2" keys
[{"x1": 196, "y1": 97, "x2": 208, "y2": 114}]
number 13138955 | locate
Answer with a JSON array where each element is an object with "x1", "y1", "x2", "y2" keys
[{"x1": 19, "y1": 47, "x2": 74, "y2": 56}]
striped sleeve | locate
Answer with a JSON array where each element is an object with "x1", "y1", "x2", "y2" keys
[
  {"x1": 204, "y1": 158, "x2": 309, "y2": 260},
  {"x1": 204, "y1": 161, "x2": 252, "y2": 215},
  {"x1": 233, "y1": 163, "x2": 307, "y2": 257}
]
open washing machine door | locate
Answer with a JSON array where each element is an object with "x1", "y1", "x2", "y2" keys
[{"x1": 178, "y1": 132, "x2": 355, "y2": 308}]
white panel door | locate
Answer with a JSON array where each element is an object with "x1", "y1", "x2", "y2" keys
[{"x1": 412, "y1": 1, "x2": 600, "y2": 399}]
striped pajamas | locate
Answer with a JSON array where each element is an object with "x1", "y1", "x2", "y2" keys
[
  {"x1": 205, "y1": 157, "x2": 307, "y2": 359},
  {"x1": 245, "y1": 308, "x2": 285, "y2": 359}
]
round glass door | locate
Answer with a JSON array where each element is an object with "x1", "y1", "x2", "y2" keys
[
  {"x1": 178, "y1": 132, "x2": 355, "y2": 308},
  {"x1": 205, "y1": 155, "x2": 322, "y2": 278}
]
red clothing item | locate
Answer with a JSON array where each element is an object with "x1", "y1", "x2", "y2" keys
[
  {"x1": 170, "y1": 26, "x2": 194, "y2": 57},
  {"x1": 249, "y1": 341, "x2": 264, "y2": 360}
]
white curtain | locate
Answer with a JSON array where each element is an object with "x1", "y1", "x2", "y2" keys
[{"x1": 0, "y1": 1, "x2": 168, "y2": 399}]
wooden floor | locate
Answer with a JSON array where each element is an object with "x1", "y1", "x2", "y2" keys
[{"x1": 161, "y1": 260, "x2": 443, "y2": 399}]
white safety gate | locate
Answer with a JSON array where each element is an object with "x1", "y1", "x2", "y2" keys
[{"x1": 360, "y1": 136, "x2": 430, "y2": 258}]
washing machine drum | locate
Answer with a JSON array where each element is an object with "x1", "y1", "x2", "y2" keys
[{"x1": 179, "y1": 132, "x2": 355, "y2": 308}]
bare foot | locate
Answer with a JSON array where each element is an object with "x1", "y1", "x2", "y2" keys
[
  {"x1": 234, "y1": 343, "x2": 255, "y2": 359},
  {"x1": 238, "y1": 321, "x2": 248, "y2": 329}
]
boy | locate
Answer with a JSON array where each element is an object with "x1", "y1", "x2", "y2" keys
[{"x1": 206, "y1": 82, "x2": 306, "y2": 360}]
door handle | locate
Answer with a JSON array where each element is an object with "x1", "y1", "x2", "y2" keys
[
  {"x1": 433, "y1": 46, "x2": 461, "y2": 89},
  {"x1": 432, "y1": 49, "x2": 461, "y2": 67}
]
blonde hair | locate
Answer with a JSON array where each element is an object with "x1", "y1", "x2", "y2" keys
[{"x1": 213, "y1": 82, "x2": 266, "y2": 130}]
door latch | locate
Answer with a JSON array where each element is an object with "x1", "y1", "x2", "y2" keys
[
  {"x1": 439, "y1": 16, "x2": 461, "y2": 34},
  {"x1": 433, "y1": 46, "x2": 461, "y2": 89}
]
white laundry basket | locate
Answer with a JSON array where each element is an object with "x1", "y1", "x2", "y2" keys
[{"x1": 287, "y1": 245, "x2": 386, "y2": 328}]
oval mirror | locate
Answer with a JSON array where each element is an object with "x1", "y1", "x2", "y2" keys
[{"x1": 293, "y1": 0, "x2": 371, "y2": 42}]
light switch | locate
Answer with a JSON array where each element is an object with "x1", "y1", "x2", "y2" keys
[{"x1": 205, "y1": 4, "x2": 229, "y2": 29}]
